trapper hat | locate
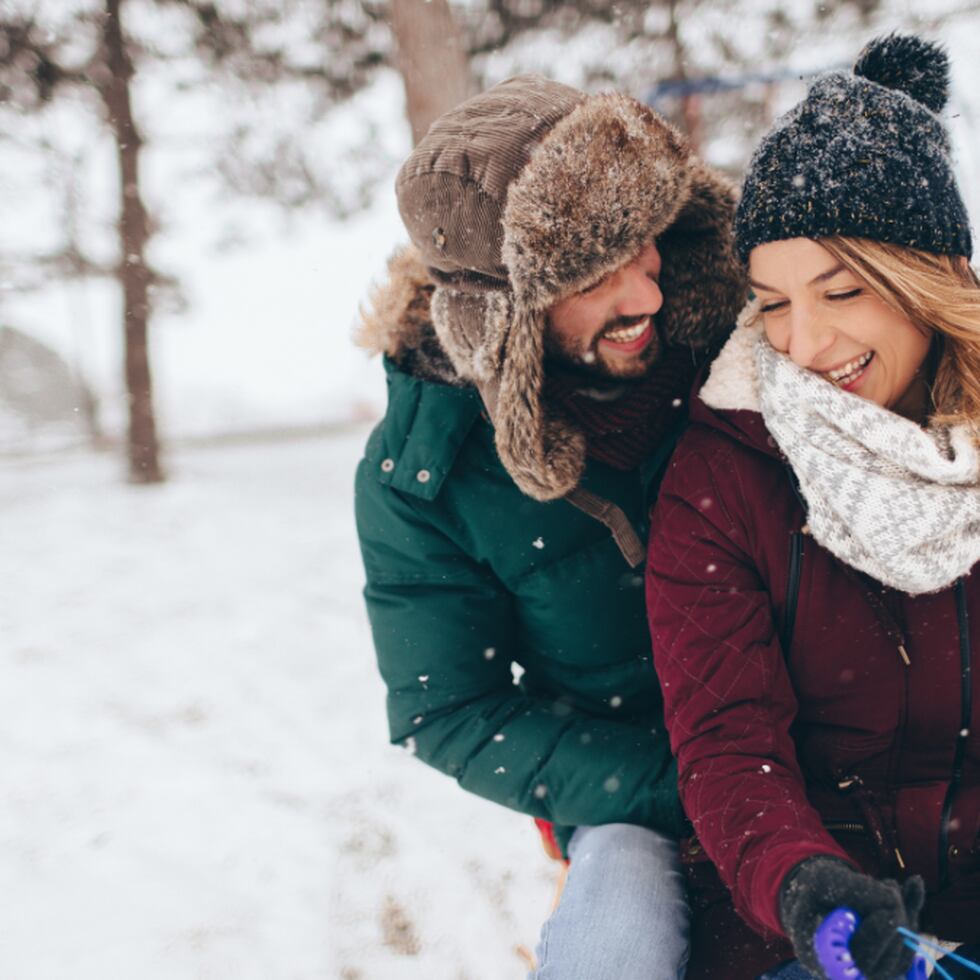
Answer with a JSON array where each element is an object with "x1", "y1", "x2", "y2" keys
[
  {"x1": 734, "y1": 33, "x2": 973, "y2": 262},
  {"x1": 396, "y1": 74, "x2": 745, "y2": 502}
]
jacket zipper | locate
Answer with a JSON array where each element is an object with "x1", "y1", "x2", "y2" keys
[
  {"x1": 781, "y1": 530, "x2": 804, "y2": 654},
  {"x1": 823, "y1": 821, "x2": 866, "y2": 834},
  {"x1": 836, "y1": 772, "x2": 907, "y2": 871},
  {"x1": 938, "y1": 578, "x2": 972, "y2": 888},
  {"x1": 780, "y1": 464, "x2": 809, "y2": 655}
]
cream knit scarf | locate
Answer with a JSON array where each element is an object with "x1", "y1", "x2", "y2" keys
[{"x1": 701, "y1": 323, "x2": 980, "y2": 595}]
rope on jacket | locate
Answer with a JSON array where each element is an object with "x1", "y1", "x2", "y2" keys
[{"x1": 565, "y1": 486, "x2": 647, "y2": 567}]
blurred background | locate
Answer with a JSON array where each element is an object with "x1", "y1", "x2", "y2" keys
[{"x1": 2, "y1": 1, "x2": 979, "y2": 977}]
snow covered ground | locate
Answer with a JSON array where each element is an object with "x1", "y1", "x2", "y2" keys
[
  {"x1": 7, "y1": 10, "x2": 980, "y2": 979},
  {"x1": 0, "y1": 431, "x2": 555, "y2": 979}
]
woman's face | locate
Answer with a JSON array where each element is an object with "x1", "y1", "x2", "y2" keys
[{"x1": 748, "y1": 238, "x2": 932, "y2": 413}]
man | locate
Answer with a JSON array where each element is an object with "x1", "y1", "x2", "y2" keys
[{"x1": 354, "y1": 75, "x2": 744, "y2": 978}]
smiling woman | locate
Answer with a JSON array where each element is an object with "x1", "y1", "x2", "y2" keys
[
  {"x1": 646, "y1": 33, "x2": 980, "y2": 980},
  {"x1": 817, "y1": 236, "x2": 980, "y2": 435},
  {"x1": 748, "y1": 238, "x2": 935, "y2": 419}
]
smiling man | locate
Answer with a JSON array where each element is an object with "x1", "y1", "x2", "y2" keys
[
  {"x1": 354, "y1": 75, "x2": 744, "y2": 979},
  {"x1": 547, "y1": 242, "x2": 666, "y2": 377}
]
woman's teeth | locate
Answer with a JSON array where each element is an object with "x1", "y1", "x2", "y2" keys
[
  {"x1": 826, "y1": 351, "x2": 873, "y2": 386},
  {"x1": 603, "y1": 317, "x2": 649, "y2": 343}
]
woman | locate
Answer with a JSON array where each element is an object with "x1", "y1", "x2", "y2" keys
[{"x1": 646, "y1": 34, "x2": 980, "y2": 980}]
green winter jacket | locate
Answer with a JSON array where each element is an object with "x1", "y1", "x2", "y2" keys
[{"x1": 355, "y1": 357, "x2": 687, "y2": 848}]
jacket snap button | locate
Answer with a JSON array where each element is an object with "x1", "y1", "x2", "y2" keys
[
  {"x1": 416, "y1": 469, "x2": 431, "y2": 483},
  {"x1": 380, "y1": 458, "x2": 395, "y2": 473}
]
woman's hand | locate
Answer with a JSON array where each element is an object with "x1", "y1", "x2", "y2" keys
[{"x1": 779, "y1": 856, "x2": 925, "y2": 980}]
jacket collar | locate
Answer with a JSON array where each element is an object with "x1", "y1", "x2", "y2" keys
[{"x1": 691, "y1": 317, "x2": 781, "y2": 460}]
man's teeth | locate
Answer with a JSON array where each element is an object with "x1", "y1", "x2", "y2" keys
[
  {"x1": 826, "y1": 351, "x2": 873, "y2": 384},
  {"x1": 603, "y1": 317, "x2": 649, "y2": 343}
]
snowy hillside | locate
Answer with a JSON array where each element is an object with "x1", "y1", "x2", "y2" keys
[{"x1": 1, "y1": 433, "x2": 555, "y2": 979}]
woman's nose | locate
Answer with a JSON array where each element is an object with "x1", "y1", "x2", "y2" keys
[{"x1": 786, "y1": 309, "x2": 836, "y2": 368}]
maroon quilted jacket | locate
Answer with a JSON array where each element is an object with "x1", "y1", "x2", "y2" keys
[{"x1": 646, "y1": 364, "x2": 980, "y2": 946}]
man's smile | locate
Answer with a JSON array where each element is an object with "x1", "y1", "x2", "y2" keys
[{"x1": 599, "y1": 316, "x2": 655, "y2": 354}]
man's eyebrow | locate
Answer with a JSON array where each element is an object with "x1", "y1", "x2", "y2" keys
[{"x1": 748, "y1": 264, "x2": 847, "y2": 293}]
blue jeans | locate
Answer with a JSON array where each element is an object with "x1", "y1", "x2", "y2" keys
[{"x1": 531, "y1": 823, "x2": 689, "y2": 980}]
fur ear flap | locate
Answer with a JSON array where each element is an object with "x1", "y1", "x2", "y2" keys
[
  {"x1": 658, "y1": 162, "x2": 747, "y2": 349},
  {"x1": 493, "y1": 304, "x2": 586, "y2": 501},
  {"x1": 430, "y1": 287, "x2": 512, "y2": 383}
]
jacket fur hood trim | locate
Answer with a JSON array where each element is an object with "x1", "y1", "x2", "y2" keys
[
  {"x1": 699, "y1": 312, "x2": 763, "y2": 414},
  {"x1": 356, "y1": 247, "x2": 462, "y2": 387},
  {"x1": 356, "y1": 246, "x2": 434, "y2": 361}
]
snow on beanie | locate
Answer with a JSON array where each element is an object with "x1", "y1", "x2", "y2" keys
[{"x1": 734, "y1": 33, "x2": 973, "y2": 261}]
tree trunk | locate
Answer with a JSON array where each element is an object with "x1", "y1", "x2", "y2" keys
[
  {"x1": 389, "y1": 0, "x2": 473, "y2": 145},
  {"x1": 101, "y1": 0, "x2": 163, "y2": 483},
  {"x1": 665, "y1": 0, "x2": 703, "y2": 154}
]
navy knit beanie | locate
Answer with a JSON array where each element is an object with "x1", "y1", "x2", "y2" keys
[{"x1": 734, "y1": 33, "x2": 973, "y2": 262}]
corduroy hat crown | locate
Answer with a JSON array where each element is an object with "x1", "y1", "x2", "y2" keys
[
  {"x1": 734, "y1": 33, "x2": 973, "y2": 262},
  {"x1": 396, "y1": 74, "x2": 745, "y2": 502}
]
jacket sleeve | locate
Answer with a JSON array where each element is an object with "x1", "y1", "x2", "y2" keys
[
  {"x1": 355, "y1": 461, "x2": 686, "y2": 839},
  {"x1": 645, "y1": 441, "x2": 852, "y2": 935}
]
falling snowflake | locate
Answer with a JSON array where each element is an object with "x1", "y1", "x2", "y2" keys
[
  {"x1": 532, "y1": 537, "x2": 545, "y2": 550},
  {"x1": 484, "y1": 647, "x2": 496, "y2": 660}
]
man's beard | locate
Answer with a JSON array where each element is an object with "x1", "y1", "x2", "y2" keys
[{"x1": 544, "y1": 315, "x2": 663, "y2": 381}]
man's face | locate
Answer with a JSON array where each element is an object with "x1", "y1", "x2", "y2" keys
[{"x1": 545, "y1": 243, "x2": 664, "y2": 379}]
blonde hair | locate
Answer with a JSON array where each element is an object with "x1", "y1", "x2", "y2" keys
[{"x1": 816, "y1": 237, "x2": 980, "y2": 439}]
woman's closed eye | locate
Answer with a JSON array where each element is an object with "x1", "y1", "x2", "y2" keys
[
  {"x1": 827, "y1": 287, "x2": 863, "y2": 301},
  {"x1": 760, "y1": 287, "x2": 863, "y2": 314},
  {"x1": 759, "y1": 298, "x2": 788, "y2": 313}
]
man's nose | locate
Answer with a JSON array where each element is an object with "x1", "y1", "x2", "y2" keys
[
  {"x1": 786, "y1": 307, "x2": 836, "y2": 368},
  {"x1": 614, "y1": 262, "x2": 663, "y2": 317}
]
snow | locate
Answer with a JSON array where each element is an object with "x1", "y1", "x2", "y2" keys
[
  {"x1": 7, "y1": 7, "x2": 980, "y2": 976},
  {"x1": 0, "y1": 433, "x2": 554, "y2": 979}
]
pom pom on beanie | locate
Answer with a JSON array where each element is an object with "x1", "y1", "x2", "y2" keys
[{"x1": 853, "y1": 32, "x2": 949, "y2": 113}]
